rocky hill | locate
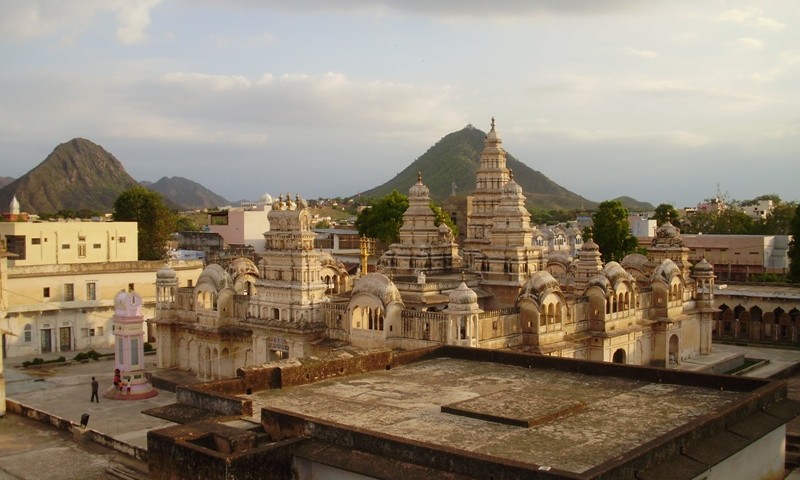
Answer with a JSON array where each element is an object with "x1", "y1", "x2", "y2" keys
[
  {"x1": 357, "y1": 125, "x2": 596, "y2": 210},
  {"x1": 0, "y1": 138, "x2": 139, "y2": 214},
  {"x1": 0, "y1": 176, "x2": 13, "y2": 189},
  {"x1": 142, "y1": 176, "x2": 229, "y2": 209},
  {"x1": 612, "y1": 196, "x2": 655, "y2": 212}
]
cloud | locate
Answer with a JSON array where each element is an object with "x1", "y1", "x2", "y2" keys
[
  {"x1": 0, "y1": 0, "x2": 160, "y2": 44},
  {"x1": 116, "y1": 0, "x2": 160, "y2": 44},
  {"x1": 716, "y1": 9, "x2": 785, "y2": 30},
  {"x1": 751, "y1": 69, "x2": 783, "y2": 82},
  {"x1": 526, "y1": 126, "x2": 710, "y2": 148},
  {"x1": 0, "y1": 70, "x2": 462, "y2": 147},
  {"x1": 735, "y1": 37, "x2": 764, "y2": 50},
  {"x1": 187, "y1": 0, "x2": 647, "y2": 19},
  {"x1": 623, "y1": 78, "x2": 762, "y2": 104},
  {"x1": 780, "y1": 51, "x2": 800, "y2": 66},
  {"x1": 625, "y1": 47, "x2": 658, "y2": 59}
]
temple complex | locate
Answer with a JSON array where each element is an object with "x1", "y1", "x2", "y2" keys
[{"x1": 152, "y1": 118, "x2": 715, "y2": 379}]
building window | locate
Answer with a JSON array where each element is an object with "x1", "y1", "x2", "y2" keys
[
  {"x1": 119, "y1": 236, "x2": 126, "y2": 243},
  {"x1": 78, "y1": 235, "x2": 86, "y2": 241},
  {"x1": 31, "y1": 238, "x2": 41, "y2": 245},
  {"x1": 89, "y1": 328, "x2": 95, "y2": 337},
  {"x1": 93, "y1": 243, "x2": 101, "y2": 249},
  {"x1": 86, "y1": 282, "x2": 96, "y2": 301},
  {"x1": 6, "y1": 235, "x2": 26, "y2": 260},
  {"x1": 43, "y1": 287, "x2": 50, "y2": 298},
  {"x1": 78, "y1": 244, "x2": 87, "y2": 257},
  {"x1": 96, "y1": 326, "x2": 104, "y2": 336},
  {"x1": 24, "y1": 324, "x2": 32, "y2": 342},
  {"x1": 64, "y1": 283, "x2": 74, "y2": 301},
  {"x1": 128, "y1": 283, "x2": 135, "y2": 291},
  {"x1": 61, "y1": 244, "x2": 70, "y2": 250}
]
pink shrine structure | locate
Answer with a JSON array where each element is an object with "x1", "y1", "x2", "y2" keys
[{"x1": 104, "y1": 290, "x2": 157, "y2": 400}]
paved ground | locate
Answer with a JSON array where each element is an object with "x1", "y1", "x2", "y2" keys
[
  {"x1": 0, "y1": 413, "x2": 147, "y2": 480},
  {"x1": 1, "y1": 351, "x2": 175, "y2": 479},
  {"x1": 3, "y1": 354, "x2": 177, "y2": 450},
  {"x1": 3, "y1": 344, "x2": 800, "y2": 479}
]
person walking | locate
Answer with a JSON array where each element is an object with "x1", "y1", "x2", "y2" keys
[{"x1": 90, "y1": 377, "x2": 99, "y2": 403}]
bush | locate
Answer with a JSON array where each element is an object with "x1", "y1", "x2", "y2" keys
[
  {"x1": 144, "y1": 342, "x2": 154, "y2": 352},
  {"x1": 87, "y1": 350, "x2": 101, "y2": 360},
  {"x1": 74, "y1": 352, "x2": 89, "y2": 361},
  {"x1": 31, "y1": 357, "x2": 44, "y2": 365},
  {"x1": 56, "y1": 356, "x2": 66, "y2": 363}
]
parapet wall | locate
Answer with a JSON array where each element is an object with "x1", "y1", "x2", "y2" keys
[{"x1": 6, "y1": 399, "x2": 148, "y2": 462}]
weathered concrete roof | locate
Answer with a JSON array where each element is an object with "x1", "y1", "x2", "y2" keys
[{"x1": 251, "y1": 357, "x2": 745, "y2": 474}]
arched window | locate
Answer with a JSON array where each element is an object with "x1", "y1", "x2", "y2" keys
[{"x1": 24, "y1": 324, "x2": 32, "y2": 342}]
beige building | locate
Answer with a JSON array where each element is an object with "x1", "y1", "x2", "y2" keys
[
  {"x1": 207, "y1": 194, "x2": 272, "y2": 253},
  {"x1": 682, "y1": 234, "x2": 791, "y2": 281},
  {"x1": 0, "y1": 220, "x2": 202, "y2": 358}
]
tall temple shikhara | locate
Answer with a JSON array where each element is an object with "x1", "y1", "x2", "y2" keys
[{"x1": 154, "y1": 118, "x2": 714, "y2": 379}]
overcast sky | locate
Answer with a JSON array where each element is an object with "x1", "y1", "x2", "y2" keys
[{"x1": 1, "y1": 1, "x2": 798, "y2": 207}]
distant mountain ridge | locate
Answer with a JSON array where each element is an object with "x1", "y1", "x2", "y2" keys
[
  {"x1": 142, "y1": 176, "x2": 229, "y2": 209},
  {"x1": 0, "y1": 138, "x2": 230, "y2": 214},
  {"x1": 0, "y1": 138, "x2": 139, "y2": 213},
  {"x1": 357, "y1": 125, "x2": 596, "y2": 210},
  {"x1": 612, "y1": 196, "x2": 655, "y2": 212}
]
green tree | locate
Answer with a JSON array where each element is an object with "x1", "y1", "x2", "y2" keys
[
  {"x1": 175, "y1": 215, "x2": 201, "y2": 232},
  {"x1": 314, "y1": 219, "x2": 332, "y2": 229},
  {"x1": 430, "y1": 201, "x2": 458, "y2": 237},
  {"x1": 591, "y1": 200, "x2": 638, "y2": 262},
  {"x1": 710, "y1": 209, "x2": 754, "y2": 234},
  {"x1": 755, "y1": 202, "x2": 797, "y2": 235},
  {"x1": 653, "y1": 203, "x2": 679, "y2": 227},
  {"x1": 113, "y1": 186, "x2": 176, "y2": 260},
  {"x1": 681, "y1": 211, "x2": 716, "y2": 234},
  {"x1": 355, "y1": 190, "x2": 409, "y2": 245},
  {"x1": 788, "y1": 204, "x2": 800, "y2": 283}
]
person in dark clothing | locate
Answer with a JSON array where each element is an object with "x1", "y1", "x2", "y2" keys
[{"x1": 91, "y1": 377, "x2": 99, "y2": 403}]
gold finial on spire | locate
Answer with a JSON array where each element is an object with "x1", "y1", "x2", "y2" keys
[
  {"x1": 417, "y1": 171, "x2": 422, "y2": 183},
  {"x1": 461, "y1": 270, "x2": 466, "y2": 282},
  {"x1": 508, "y1": 169, "x2": 514, "y2": 180},
  {"x1": 491, "y1": 117, "x2": 496, "y2": 130}
]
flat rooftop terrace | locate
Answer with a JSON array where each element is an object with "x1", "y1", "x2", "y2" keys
[{"x1": 252, "y1": 356, "x2": 746, "y2": 475}]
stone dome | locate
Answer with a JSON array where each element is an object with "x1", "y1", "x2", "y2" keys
[
  {"x1": 501, "y1": 175, "x2": 523, "y2": 196},
  {"x1": 651, "y1": 259, "x2": 681, "y2": 284},
  {"x1": 228, "y1": 257, "x2": 259, "y2": 278},
  {"x1": 486, "y1": 117, "x2": 502, "y2": 143},
  {"x1": 352, "y1": 273, "x2": 402, "y2": 306},
  {"x1": 692, "y1": 258, "x2": 714, "y2": 276},
  {"x1": 546, "y1": 252, "x2": 572, "y2": 268},
  {"x1": 156, "y1": 265, "x2": 177, "y2": 280},
  {"x1": 520, "y1": 271, "x2": 561, "y2": 299},
  {"x1": 655, "y1": 221, "x2": 679, "y2": 239},
  {"x1": 603, "y1": 261, "x2": 633, "y2": 288},
  {"x1": 587, "y1": 274, "x2": 611, "y2": 294},
  {"x1": 196, "y1": 264, "x2": 234, "y2": 292},
  {"x1": 581, "y1": 240, "x2": 600, "y2": 252},
  {"x1": 621, "y1": 253, "x2": 648, "y2": 269},
  {"x1": 449, "y1": 281, "x2": 478, "y2": 306},
  {"x1": 114, "y1": 290, "x2": 143, "y2": 317},
  {"x1": 408, "y1": 172, "x2": 430, "y2": 198}
]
